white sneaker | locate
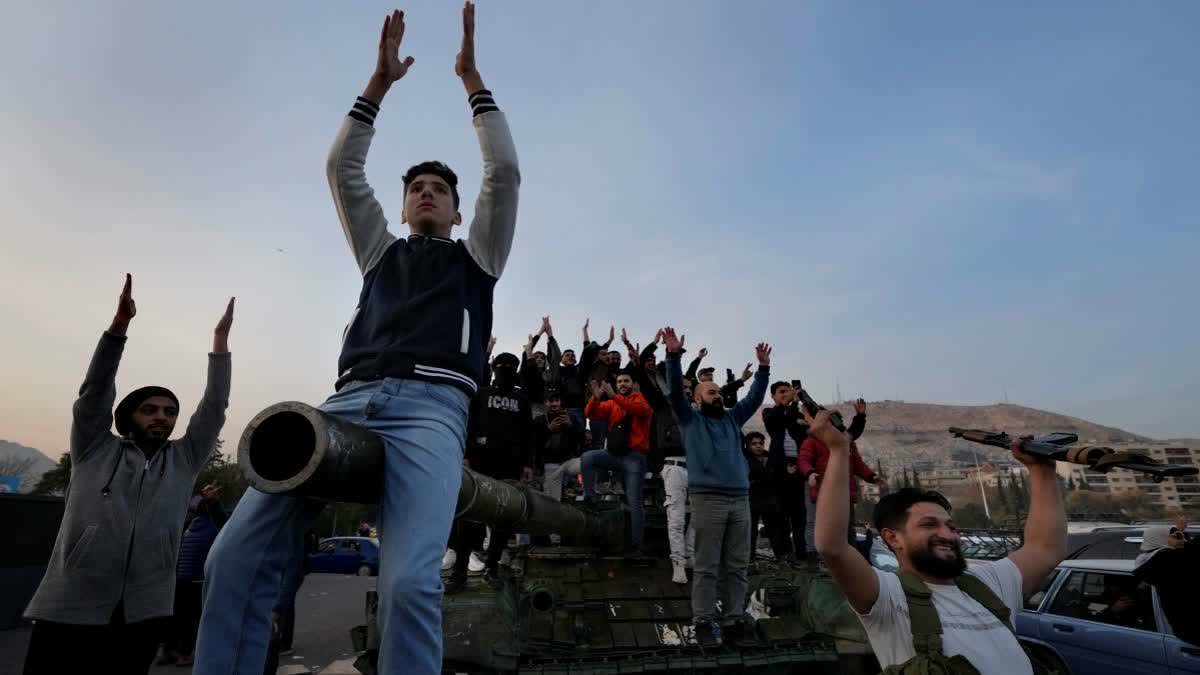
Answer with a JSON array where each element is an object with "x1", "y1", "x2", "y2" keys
[
  {"x1": 468, "y1": 552, "x2": 486, "y2": 573},
  {"x1": 441, "y1": 549, "x2": 457, "y2": 571},
  {"x1": 672, "y1": 561, "x2": 688, "y2": 584}
]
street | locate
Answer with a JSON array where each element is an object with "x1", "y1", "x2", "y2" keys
[{"x1": 0, "y1": 573, "x2": 376, "y2": 675}]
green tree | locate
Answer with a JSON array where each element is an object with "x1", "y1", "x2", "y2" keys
[
  {"x1": 32, "y1": 454, "x2": 72, "y2": 496},
  {"x1": 954, "y1": 502, "x2": 994, "y2": 528}
]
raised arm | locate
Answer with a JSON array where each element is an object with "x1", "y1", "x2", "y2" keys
[
  {"x1": 181, "y1": 298, "x2": 234, "y2": 473},
  {"x1": 456, "y1": 3, "x2": 520, "y2": 278},
  {"x1": 847, "y1": 398, "x2": 867, "y2": 440},
  {"x1": 661, "y1": 327, "x2": 696, "y2": 423},
  {"x1": 72, "y1": 275, "x2": 134, "y2": 463},
  {"x1": 1006, "y1": 444, "x2": 1068, "y2": 595},
  {"x1": 806, "y1": 408, "x2": 879, "y2": 613},
  {"x1": 731, "y1": 346, "x2": 771, "y2": 427},
  {"x1": 326, "y1": 11, "x2": 413, "y2": 275}
]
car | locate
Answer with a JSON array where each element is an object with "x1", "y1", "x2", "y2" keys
[
  {"x1": 307, "y1": 536, "x2": 380, "y2": 576},
  {"x1": 1066, "y1": 526, "x2": 1200, "y2": 560},
  {"x1": 1015, "y1": 558, "x2": 1200, "y2": 674}
]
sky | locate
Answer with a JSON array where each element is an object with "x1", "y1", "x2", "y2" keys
[{"x1": 1, "y1": 1, "x2": 1197, "y2": 459}]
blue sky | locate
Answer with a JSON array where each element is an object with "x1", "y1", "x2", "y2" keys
[{"x1": 1, "y1": 1, "x2": 1197, "y2": 456}]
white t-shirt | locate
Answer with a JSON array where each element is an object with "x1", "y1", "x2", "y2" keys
[{"x1": 857, "y1": 558, "x2": 1032, "y2": 675}]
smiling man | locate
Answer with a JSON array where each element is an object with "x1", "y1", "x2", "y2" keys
[{"x1": 807, "y1": 407, "x2": 1067, "y2": 674}]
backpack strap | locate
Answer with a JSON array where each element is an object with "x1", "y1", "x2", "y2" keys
[
  {"x1": 955, "y1": 574, "x2": 1012, "y2": 629},
  {"x1": 898, "y1": 571, "x2": 944, "y2": 656}
]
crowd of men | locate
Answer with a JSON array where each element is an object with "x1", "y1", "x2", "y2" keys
[{"x1": 20, "y1": 5, "x2": 1164, "y2": 675}]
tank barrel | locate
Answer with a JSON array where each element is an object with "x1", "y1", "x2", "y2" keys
[{"x1": 239, "y1": 401, "x2": 623, "y2": 548}]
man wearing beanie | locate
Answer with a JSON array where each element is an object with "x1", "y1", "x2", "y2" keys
[{"x1": 23, "y1": 274, "x2": 234, "y2": 675}]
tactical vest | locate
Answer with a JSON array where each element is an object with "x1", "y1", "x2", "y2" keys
[{"x1": 881, "y1": 571, "x2": 1057, "y2": 675}]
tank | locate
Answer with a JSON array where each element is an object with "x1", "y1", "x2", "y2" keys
[{"x1": 239, "y1": 401, "x2": 880, "y2": 674}]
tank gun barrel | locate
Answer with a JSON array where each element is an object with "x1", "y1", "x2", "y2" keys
[{"x1": 237, "y1": 401, "x2": 623, "y2": 548}]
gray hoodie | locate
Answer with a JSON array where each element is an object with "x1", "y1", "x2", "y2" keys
[{"x1": 25, "y1": 331, "x2": 230, "y2": 625}]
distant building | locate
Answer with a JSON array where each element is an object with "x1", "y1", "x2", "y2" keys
[{"x1": 1055, "y1": 441, "x2": 1200, "y2": 510}]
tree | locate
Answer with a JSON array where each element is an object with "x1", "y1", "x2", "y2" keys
[
  {"x1": 901, "y1": 468, "x2": 910, "y2": 489},
  {"x1": 1007, "y1": 472, "x2": 1023, "y2": 506},
  {"x1": 193, "y1": 442, "x2": 249, "y2": 508},
  {"x1": 32, "y1": 454, "x2": 72, "y2": 496},
  {"x1": 912, "y1": 470, "x2": 923, "y2": 490},
  {"x1": 954, "y1": 502, "x2": 994, "y2": 528},
  {"x1": 0, "y1": 454, "x2": 38, "y2": 492}
]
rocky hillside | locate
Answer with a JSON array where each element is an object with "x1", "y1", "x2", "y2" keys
[
  {"x1": 742, "y1": 400, "x2": 1150, "y2": 473},
  {"x1": 0, "y1": 439, "x2": 57, "y2": 492}
]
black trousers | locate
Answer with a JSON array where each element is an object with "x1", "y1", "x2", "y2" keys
[
  {"x1": 24, "y1": 603, "x2": 163, "y2": 675},
  {"x1": 776, "y1": 480, "x2": 807, "y2": 556},
  {"x1": 450, "y1": 517, "x2": 514, "y2": 575}
]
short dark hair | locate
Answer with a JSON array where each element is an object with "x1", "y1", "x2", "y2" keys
[
  {"x1": 770, "y1": 381, "x2": 791, "y2": 395},
  {"x1": 698, "y1": 367, "x2": 715, "y2": 376},
  {"x1": 544, "y1": 388, "x2": 562, "y2": 402},
  {"x1": 563, "y1": 349, "x2": 576, "y2": 356},
  {"x1": 872, "y1": 488, "x2": 952, "y2": 533},
  {"x1": 493, "y1": 352, "x2": 519, "y2": 368},
  {"x1": 403, "y1": 161, "x2": 460, "y2": 208},
  {"x1": 743, "y1": 431, "x2": 766, "y2": 446}
]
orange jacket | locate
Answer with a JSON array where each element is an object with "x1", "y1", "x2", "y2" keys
[{"x1": 584, "y1": 391, "x2": 654, "y2": 453}]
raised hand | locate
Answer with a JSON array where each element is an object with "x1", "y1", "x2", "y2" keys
[
  {"x1": 487, "y1": 335, "x2": 497, "y2": 354},
  {"x1": 755, "y1": 343, "x2": 772, "y2": 367},
  {"x1": 654, "y1": 328, "x2": 664, "y2": 344},
  {"x1": 740, "y1": 363, "x2": 753, "y2": 382},
  {"x1": 540, "y1": 316, "x2": 552, "y2": 337},
  {"x1": 800, "y1": 406, "x2": 848, "y2": 452},
  {"x1": 455, "y1": 1, "x2": 484, "y2": 92},
  {"x1": 698, "y1": 347, "x2": 708, "y2": 360},
  {"x1": 661, "y1": 327, "x2": 684, "y2": 353},
  {"x1": 110, "y1": 274, "x2": 136, "y2": 335},
  {"x1": 601, "y1": 382, "x2": 615, "y2": 398},
  {"x1": 855, "y1": 398, "x2": 867, "y2": 415},
  {"x1": 524, "y1": 334, "x2": 535, "y2": 357},
  {"x1": 620, "y1": 328, "x2": 632, "y2": 347},
  {"x1": 375, "y1": 11, "x2": 414, "y2": 85},
  {"x1": 213, "y1": 297, "x2": 236, "y2": 353},
  {"x1": 607, "y1": 326, "x2": 615, "y2": 343}
]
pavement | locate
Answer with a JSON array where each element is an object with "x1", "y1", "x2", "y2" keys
[{"x1": 0, "y1": 573, "x2": 376, "y2": 675}]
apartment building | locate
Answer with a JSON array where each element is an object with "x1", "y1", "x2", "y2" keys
[{"x1": 1055, "y1": 441, "x2": 1200, "y2": 510}]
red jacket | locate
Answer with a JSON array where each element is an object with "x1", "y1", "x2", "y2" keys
[
  {"x1": 797, "y1": 436, "x2": 878, "y2": 501},
  {"x1": 585, "y1": 391, "x2": 653, "y2": 454}
]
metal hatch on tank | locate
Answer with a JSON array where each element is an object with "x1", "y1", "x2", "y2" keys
[{"x1": 238, "y1": 400, "x2": 881, "y2": 674}]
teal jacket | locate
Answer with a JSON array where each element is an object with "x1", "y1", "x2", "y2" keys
[{"x1": 665, "y1": 352, "x2": 769, "y2": 496}]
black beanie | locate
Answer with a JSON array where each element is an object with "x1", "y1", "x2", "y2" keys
[{"x1": 114, "y1": 386, "x2": 180, "y2": 437}]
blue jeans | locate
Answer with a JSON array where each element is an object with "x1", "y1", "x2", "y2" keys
[
  {"x1": 194, "y1": 378, "x2": 468, "y2": 675},
  {"x1": 580, "y1": 449, "x2": 647, "y2": 546}
]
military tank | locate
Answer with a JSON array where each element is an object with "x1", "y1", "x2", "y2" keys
[{"x1": 239, "y1": 401, "x2": 879, "y2": 674}]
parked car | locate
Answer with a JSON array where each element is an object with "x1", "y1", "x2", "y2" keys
[
  {"x1": 307, "y1": 536, "x2": 379, "y2": 576},
  {"x1": 1066, "y1": 526, "x2": 1200, "y2": 561},
  {"x1": 1015, "y1": 558, "x2": 1200, "y2": 674}
]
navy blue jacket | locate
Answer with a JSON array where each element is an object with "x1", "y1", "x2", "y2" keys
[
  {"x1": 175, "y1": 502, "x2": 226, "y2": 582},
  {"x1": 328, "y1": 91, "x2": 520, "y2": 397}
]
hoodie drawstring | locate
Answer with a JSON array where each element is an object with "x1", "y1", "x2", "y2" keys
[{"x1": 100, "y1": 451, "x2": 122, "y2": 497}]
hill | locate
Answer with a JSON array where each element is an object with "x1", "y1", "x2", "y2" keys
[
  {"x1": 0, "y1": 440, "x2": 58, "y2": 492},
  {"x1": 742, "y1": 400, "x2": 1151, "y2": 473}
]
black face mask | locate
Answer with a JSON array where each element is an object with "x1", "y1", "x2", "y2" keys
[
  {"x1": 700, "y1": 400, "x2": 725, "y2": 417},
  {"x1": 908, "y1": 538, "x2": 967, "y2": 579},
  {"x1": 493, "y1": 366, "x2": 516, "y2": 387}
]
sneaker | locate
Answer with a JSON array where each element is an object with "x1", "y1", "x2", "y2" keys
[
  {"x1": 694, "y1": 621, "x2": 722, "y2": 646},
  {"x1": 441, "y1": 548, "x2": 457, "y2": 571},
  {"x1": 468, "y1": 551, "x2": 486, "y2": 573},
  {"x1": 444, "y1": 574, "x2": 468, "y2": 595},
  {"x1": 671, "y1": 561, "x2": 688, "y2": 584}
]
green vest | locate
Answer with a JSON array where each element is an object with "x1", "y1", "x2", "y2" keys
[{"x1": 880, "y1": 571, "x2": 1054, "y2": 675}]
